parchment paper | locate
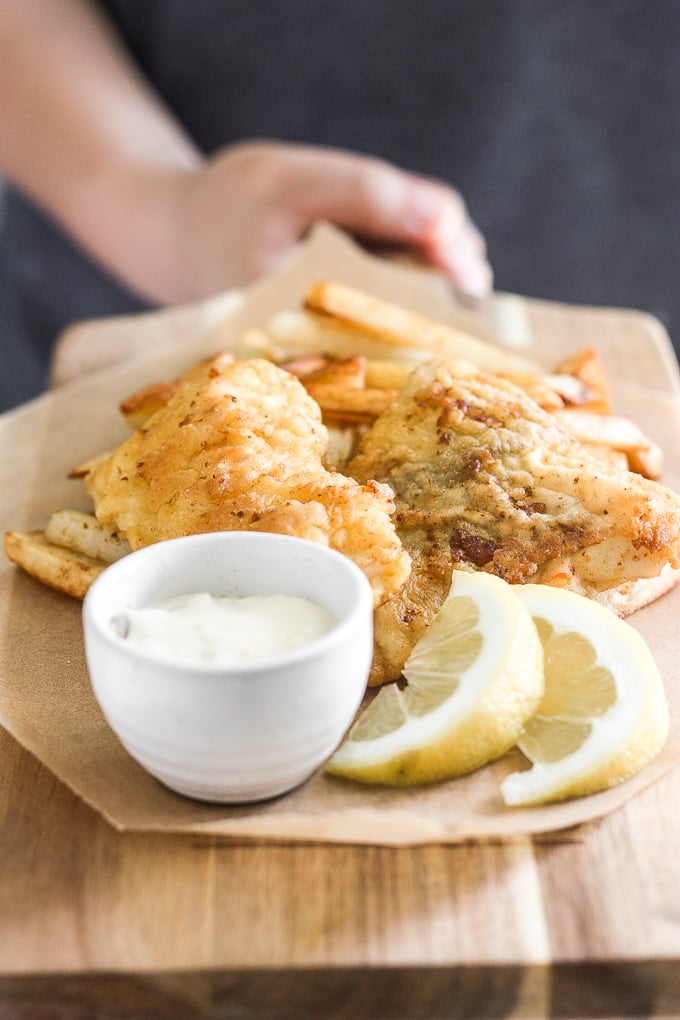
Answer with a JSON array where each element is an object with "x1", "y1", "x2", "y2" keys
[{"x1": 1, "y1": 224, "x2": 679, "y2": 845}]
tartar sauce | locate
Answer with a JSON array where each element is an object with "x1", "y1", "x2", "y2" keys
[{"x1": 112, "y1": 592, "x2": 336, "y2": 666}]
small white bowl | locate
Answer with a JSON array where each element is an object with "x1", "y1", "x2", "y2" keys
[{"x1": 82, "y1": 532, "x2": 373, "y2": 803}]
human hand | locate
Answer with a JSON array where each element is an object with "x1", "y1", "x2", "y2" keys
[
  {"x1": 155, "y1": 141, "x2": 492, "y2": 304},
  {"x1": 0, "y1": 2, "x2": 491, "y2": 309}
]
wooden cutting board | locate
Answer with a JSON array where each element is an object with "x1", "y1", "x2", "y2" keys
[
  {"x1": 1, "y1": 231, "x2": 680, "y2": 1018},
  {"x1": 1, "y1": 700, "x2": 680, "y2": 1018}
]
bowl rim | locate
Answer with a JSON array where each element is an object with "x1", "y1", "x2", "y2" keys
[{"x1": 82, "y1": 531, "x2": 374, "y2": 676}]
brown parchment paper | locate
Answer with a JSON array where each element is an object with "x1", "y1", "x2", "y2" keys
[{"x1": 1, "y1": 223, "x2": 679, "y2": 845}]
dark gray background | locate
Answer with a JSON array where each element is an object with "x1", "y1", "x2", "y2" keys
[{"x1": 1, "y1": 0, "x2": 678, "y2": 412}]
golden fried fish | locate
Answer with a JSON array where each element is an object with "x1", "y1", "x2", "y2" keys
[
  {"x1": 84, "y1": 356, "x2": 411, "y2": 607},
  {"x1": 345, "y1": 359, "x2": 680, "y2": 685}
]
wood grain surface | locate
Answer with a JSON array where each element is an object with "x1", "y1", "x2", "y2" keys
[{"x1": 2, "y1": 721, "x2": 680, "y2": 1019}]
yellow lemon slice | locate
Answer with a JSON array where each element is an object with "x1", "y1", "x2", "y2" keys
[
  {"x1": 501, "y1": 584, "x2": 669, "y2": 807},
  {"x1": 325, "y1": 570, "x2": 544, "y2": 786}
]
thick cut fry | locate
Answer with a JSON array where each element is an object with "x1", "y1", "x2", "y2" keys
[
  {"x1": 625, "y1": 446, "x2": 665, "y2": 480},
  {"x1": 324, "y1": 424, "x2": 366, "y2": 470},
  {"x1": 579, "y1": 443, "x2": 630, "y2": 472},
  {"x1": 297, "y1": 355, "x2": 366, "y2": 389},
  {"x1": 278, "y1": 354, "x2": 330, "y2": 378},
  {"x1": 3, "y1": 530, "x2": 105, "y2": 599},
  {"x1": 500, "y1": 373, "x2": 566, "y2": 412},
  {"x1": 119, "y1": 352, "x2": 234, "y2": 430},
  {"x1": 267, "y1": 309, "x2": 433, "y2": 364},
  {"x1": 69, "y1": 450, "x2": 113, "y2": 480},
  {"x1": 232, "y1": 327, "x2": 280, "y2": 361},
  {"x1": 553, "y1": 409, "x2": 656, "y2": 450},
  {"x1": 553, "y1": 409, "x2": 663, "y2": 479},
  {"x1": 364, "y1": 358, "x2": 415, "y2": 390},
  {"x1": 304, "y1": 281, "x2": 541, "y2": 374},
  {"x1": 539, "y1": 372, "x2": 590, "y2": 406},
  {"x1": 119, "y1": 381, "x2": 179, "y2": 429},
  {"x1": 553, "y1": 347, "x2": 612, "y2": 413},
  {"x1": 44, "y1": 510, "x2": 130, "y2": 564},
  {"x1": 303, "y1": 382, "x2": 399, "y2": 424}
]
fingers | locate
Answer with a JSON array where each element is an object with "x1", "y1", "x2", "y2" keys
[
  {"x1": 281, "y1": 146, "x2": 493, "y2": 298},
  {"x1": 422, "y1": 202, "x2": 494, "y2": 299},
  {"x1": 175, "y1": 141, "x2": 493, "y2": 303}
]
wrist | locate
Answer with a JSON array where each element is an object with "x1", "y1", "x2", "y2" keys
[{"x1": 61, "y1": 155, "x2": 204, "y2": 306}]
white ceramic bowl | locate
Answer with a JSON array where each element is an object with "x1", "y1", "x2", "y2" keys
[{"x1": 82, "y1": 532, "x2": 373, "y2": 803}]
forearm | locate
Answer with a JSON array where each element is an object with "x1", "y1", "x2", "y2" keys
[{"x1": 0, "y1": 0, "x2": 202, "y2": 301}]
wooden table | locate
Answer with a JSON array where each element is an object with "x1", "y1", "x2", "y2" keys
[
  {"x1": 3, "y1": 237, "x2": 680, "y2": 1018},
  {"x1": 1, "y1": 720, "x2": 680, "y2": 1019}
]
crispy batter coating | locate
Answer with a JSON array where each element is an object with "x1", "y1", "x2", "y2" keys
[
  {"x1": 346, "y1": 359, "x2": 680, "y2": 684},
  {"x1": 84, "y1": 356, "x2": 411, "y2": 606}
]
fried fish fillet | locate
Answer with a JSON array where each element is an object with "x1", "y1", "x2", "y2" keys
[
  {"x1": 83, "y1": 356, "x2": 411, "y2": 606},
  {"x1": 345, "y1": 359, "x2": 680, "y2": 685}
]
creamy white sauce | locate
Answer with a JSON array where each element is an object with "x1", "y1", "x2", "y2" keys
[{"x1": 112, "y1": 592, "x2": 336, "y2": 666}]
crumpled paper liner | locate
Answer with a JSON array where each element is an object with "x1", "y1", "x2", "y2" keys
[{"x1": 1, "y1": 223, "x2": 679, "y2": 845}]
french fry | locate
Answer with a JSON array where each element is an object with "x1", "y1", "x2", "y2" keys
[
  {"x1": 5, "y1": 276, "x2": 678, "y2": 638},
  {"x1": 119, "y1": 352, "x2": 234, "y2": 430},
  {"x1": 284, "y1": 352, "x2": 413, "y2": 392},
  {"x1": 363, "y1": 360, "x2": 593, "y2": 411},
  {"x1": 278, "y1": 354, "x2": 330, "y2": 378},
  {"x1": 553, "y1": 409, "x2": 663, "y2": 479},
  {"x1": 501, "y1": 373, "x2": 566, "y2": 412},
  {"x1": 298, "y1": 355, "x2": 366, "y2": 389},
  {"x1": 364, "y1": 358, "x2": 415, "y2": 391},
  {"x1": 626, "y1": 445, "x2": 665, "y2": 481},
  {"x1": 69, "y1": 450, "x2": 113, "y2": 480},
  {"x1": 3, "y1": 529, "x2": 105, "y2": 599},
  {"x1": 303, "y1": 383, "x2": 399, "y2": 425},
  {"x1": 44, "y1": 510, "x2": 130, "y2": 564},
  {"x1": 553, "y1": 408, "x2": 660, "y2": 451},
  {"x1": 553, "y1": 348, "x2": 612, "y2": 413},
  {"x1": 324, "y1": 424, "x2": 366, "y2": 470},
  {"x1": 120, "y1": 381, "x2": 179, "y2": 429},
  {"x1": 303, "y1": 280, "x2": 542, "y2": 375},
  {"x1": 267, "y1": 309, "x2": 432, "y2": 364},
  {"x1": 540, "y1": 372, "x2": 591, "y2": 406},
  {"x1": 579, "y1": 443, "x2": 630, "y2": 472},
  {"x1": 231, "y1": 327, "x2": 280, "y2": 361}
]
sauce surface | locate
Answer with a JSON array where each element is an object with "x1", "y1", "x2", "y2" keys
[{"x1": 113, "y1": 592, "x2": 336, "y2": 666}]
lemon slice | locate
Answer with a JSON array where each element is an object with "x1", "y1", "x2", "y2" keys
[
  {"x1": 501, "y1": 585, "x2": 669, "y2": 806},
  {"x1": 325, "y1": 570, "x2": 544, "y2": 785}
]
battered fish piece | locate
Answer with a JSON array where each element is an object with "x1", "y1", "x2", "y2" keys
[
  {"x1": 84, "y1": 356, "x2": 410, "y2": 606},
  {"x1": 346, "y1": 359, "x2": 680, "y2": 685}
]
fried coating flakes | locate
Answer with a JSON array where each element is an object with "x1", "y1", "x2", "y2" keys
[
  {"x1": 84, "y1": 357, "x2": 411, "y2": 607},
  {"x1": 346, "y1": 359, "x2": 680, "y2": 684}
]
